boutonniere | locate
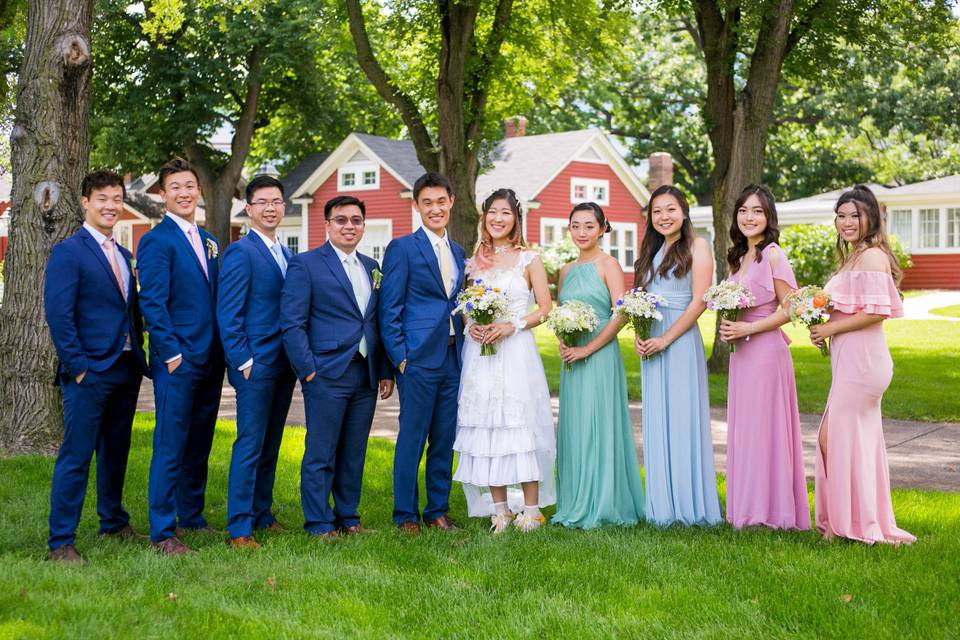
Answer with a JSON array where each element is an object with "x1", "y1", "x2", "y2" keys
[
  {"x1": 205, "y1": 237, "x2": 219, "y2": 260},
  {"x1": 371, "y1": 268, "x2": 382, "y2": 290}
]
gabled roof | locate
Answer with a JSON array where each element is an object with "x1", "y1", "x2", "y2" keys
[
  {"x1": 281, "y1": 152, "x2": 329, "y2": 208},
  {"x1": 353, "y1": 134, "x2": 425, "y2": 187},
  {"x1": 884, "y1": 174, "x2": 960, "y2": 196},
  {"x1": 293, "y1": 129, "x2": 650, "y2": 207}
]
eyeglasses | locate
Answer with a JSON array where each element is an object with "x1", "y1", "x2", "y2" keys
[
  {"x1": 328, "y1": 216, "x2": 365, "y2": 226},
  {"x1": 251, "y1": 199, "x2": 285, "y2": 208}
]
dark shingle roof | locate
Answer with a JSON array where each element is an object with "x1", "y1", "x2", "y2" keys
[
  {"x1": 281, "y1": 152, "x2": 329, "y2": 207},
  {"x1": 353, "y1": 133, "x2": 426, "y2": 187}
]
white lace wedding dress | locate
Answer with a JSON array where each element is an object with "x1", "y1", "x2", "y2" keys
[{"x1": 453, "y1": 250, "x2": 557, "y2": 517}]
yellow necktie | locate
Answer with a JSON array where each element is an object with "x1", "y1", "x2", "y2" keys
[{"x1": 437, "y1": 240, "x2": 454, "y2": 334}]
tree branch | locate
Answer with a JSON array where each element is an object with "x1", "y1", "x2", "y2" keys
[
  {"x1": 785, "y1": 0, "x2": 827, "y2": 57},
  {"x1": 345, "y1": 0, "x2": 438, "y2": 172},
  {"x1": 221, "y1": 44, "x2": 264, "y2": 191},
  {"x1": 464, "y1": 0, "x2": 515, "y2": 146}
]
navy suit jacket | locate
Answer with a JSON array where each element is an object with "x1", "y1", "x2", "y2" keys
[
  {"x1": 378, "y1": 227, "x2": 465, "y2": 370},
  {"x1": 44, "y1": 227, "x2": 148, "y2": 379},
  {"x1": 280, "y1": 242, "x2": 391, "y2": 388},
  {"x1": 217, "y1": 232, "x2": 292, "y2": 371},
  {"x1": 137, "y1": 215, "x2": 221, "y2": 366}
]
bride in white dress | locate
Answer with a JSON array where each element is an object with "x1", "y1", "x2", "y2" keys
[{"x1": 454, "y1": 188, "x2": 556, "y2": 533}]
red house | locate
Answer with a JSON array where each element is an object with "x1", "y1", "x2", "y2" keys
[{"x1": 289, "y1": 128, "x2": 652, "y2": 286}]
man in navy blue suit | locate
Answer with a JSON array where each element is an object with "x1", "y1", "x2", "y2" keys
[
  {"x1": 378, "y1": 173, "x2": 465, "y2": 532},
  {"x1": 138, "y1": 158, "x2": 224, "y2": 555},
  {"x1": 281, "y1": 195, "x2": 393, "y2": 538},
  {"x1": 217, "y1": 175, "x2": 296, "y2": 549},
  {"x1": 44, "y1": 170, "x2": 149, "y2": 564}
]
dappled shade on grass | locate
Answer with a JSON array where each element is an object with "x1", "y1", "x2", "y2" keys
[{"x1": 1, "y1": 416, "x2": 959, "y2": 637}]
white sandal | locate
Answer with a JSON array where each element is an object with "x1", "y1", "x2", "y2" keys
[
  {"x1": 513, "y1": 513, "x2": 546, "y2": 532},
  {"x1": 489, "y1": 513, "x2": 514, "y2": 534}
]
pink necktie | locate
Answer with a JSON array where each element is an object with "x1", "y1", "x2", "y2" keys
[
  {"x1": 187, "y1": 226, "x2": 209, "y2": 280},
  {"x1": 103, "y1": 237, "x2": 127, "y2": 300}
]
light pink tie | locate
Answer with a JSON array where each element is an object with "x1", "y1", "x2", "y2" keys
[
  {"x1": 187, "y1": 226, "x2": 209, "y2": 280},
  {"x1": 103, "y1": 237, "x2": 126, "y2": 301}
]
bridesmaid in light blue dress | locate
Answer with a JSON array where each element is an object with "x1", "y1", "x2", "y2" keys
[{"x1": 634, "y1": 185, "x2": 721, "y2": 526}]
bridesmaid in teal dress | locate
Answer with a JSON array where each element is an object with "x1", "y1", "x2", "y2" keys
[
  {"x1": 634, "y1": 186, "x2": 721, "y2": 526},
  {"x1": 552, "y1": 202, "x2": 646, "y2": 529}
]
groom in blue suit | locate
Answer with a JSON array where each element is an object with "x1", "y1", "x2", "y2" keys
[
  {"x1": 217, "y1": 175, "x2": 297, "y2": 549},
  {"x1": 44, "y1": 170, "x2": 149, "y2": 564},
  {"x1": 281, "y1": 195, "x2": 394, "y2": 537},
  {"x1": 379, "y1": 172, "x2": 465, "y2": 532},
  {"x1": 138, "y1": 158, "x2": 224, "y2": 555}
]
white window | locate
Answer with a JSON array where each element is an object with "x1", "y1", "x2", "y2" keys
[
  {"x1": 570, "y1": 178, "x2": 610, "y2": 206},
  {"x1": 601, "y1": 221, "x2": 638, "y2": 271},
  {"x1": 357, "y1": 219, "x2": 392, "y2": 263},
  {"x1": 889, "y1": 209, "x2": 913, "y2": 249},
  {"x1": 540, "y1": 217, "x2": 569, "y2": 246},
  {"x1": 115, "y1": 223, "x2": 133, "y2": 251},
  {"x1": 338, "y1": 163, "x2": 380, "y2": 192},
  {"x1": 947, "y1": 208, "x2": 960, "y2": 248},
  {"x1": 277, "y1": 229, "x2": 302, "y2": 255},
  {"x1": 918, "y1": 208, "x2": 940, "y2": 249}
]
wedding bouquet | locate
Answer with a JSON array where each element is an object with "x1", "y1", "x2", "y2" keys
[
  {"x1": 546, "y1": 300, "x2": 599, "y2": 370},
  {"x1": 785, "y1": 285, "x2": 832, "y2": 357},
  {"x1": 613, "y1": 288, "x2": 667, "y2": 360},
  {"x1": 452, "y1": 279, "x2": 510, "y2": 356},
  {"x1": 703, "y1": 281, "x2": 755, "y2": 353}
]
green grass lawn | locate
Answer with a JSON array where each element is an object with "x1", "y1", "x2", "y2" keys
[
  {"x1": 535, "y1": 315, "x2": 960, "y2": 423},
  {"x1": 930, "y1": 304, "x2": 960, "y2": 318},
  {"x1": 1, "y1": 416, "x2": 959, "y2": 638}
]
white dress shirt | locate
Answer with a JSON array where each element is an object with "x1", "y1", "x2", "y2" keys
[
  {"x1": 237, "y1": 229, "x2": 285, "y2": 372},
  {"x1": 163, "y1": 212, "x2": 203, "y2": 364},
  {"x1": 421, "y1": 226, "x2": 457, "y2": 336},
  {"x1": 331, "y1": 243, "x2": 371, "y2": 357},
  {"x1": 83, "y1": 222, "x2": 131, "y2": 351}
]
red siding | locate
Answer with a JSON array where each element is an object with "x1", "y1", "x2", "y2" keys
[
  {"x1": 530, "y1": 161, "x2": 645, "y2": 289},
  {"x1": 901, "y1": 254, "x2": 960, "y2": 289},
  {"x1": 307, "y1": 169, "x2": 412, "y2": 250},
  {"x1": 130, "y1": 223, "x2": 151, "y2": 256},
  {"x1": 0, "y1": 235, "x2": 7, "y2": 262}
]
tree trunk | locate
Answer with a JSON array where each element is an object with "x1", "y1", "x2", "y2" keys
[{"x1": 0, "y1": 0, "x2": 92, "y2": 452}]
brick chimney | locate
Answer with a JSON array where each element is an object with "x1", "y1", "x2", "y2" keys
[
  {"x1": 648, "y1": 152, "x2": 674, "y2": 192},
  {"x1": 504, "y1": 116, "x2": 527, "y2": 138}
]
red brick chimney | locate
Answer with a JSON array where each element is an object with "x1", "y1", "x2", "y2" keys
[
  {"x1": 648, "y1": 152, "x2": 674, "y2": 192},
  {"x1": 504, "y1": 116, "x2": 527, "y2": 138}
]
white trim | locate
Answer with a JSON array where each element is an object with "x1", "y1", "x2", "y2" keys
[
  {"x1": 570, "y1": 177, "x2": 610, "y2": 206},
  {"x1": 539, "y1": 216, "x2": 568, "y2": 247},
  {"x1": 357, "y1": 218, "x2": 393, "y2": 263},
  {"x1": 292, "y1": 133, "x2": 413, "y2": 200},
  {"x1": 601, "y1": 221, "x2": 638, "y2": 271},
  {"x1": 529, "y1": 131, "x2": 651, "y2": 206},
  {"x1": 337, "y1": 163, "x2": 380, "y2": 192}
]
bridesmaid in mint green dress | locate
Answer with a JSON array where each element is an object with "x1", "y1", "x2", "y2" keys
[{"x1": 552, "y1": 202, "x2": 645, "y2": 529}]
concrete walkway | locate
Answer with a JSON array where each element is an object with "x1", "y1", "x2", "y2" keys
[
  {"x1": 899, "y1": 290, "x2": 960, "y2": 321},
  {"x1": 138, "y1": 379, "x2": 960, "y2": 493}
]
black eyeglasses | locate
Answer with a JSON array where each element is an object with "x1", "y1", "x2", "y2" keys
[{"x1": 328, "y1": 215, "x2": 365, "y2": 226}]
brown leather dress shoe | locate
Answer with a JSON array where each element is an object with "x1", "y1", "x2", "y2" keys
[
  {"x1": 152, "y1": 537, "x2": 193, "y2": 555},
  {"x1": 229, "y1": 536, "x2": 262, "y2": 550},
  {"x1": 259, "y1": 521, "x2": 286, "y2": 533},
  {"x1": 48, "y1": 544, "x2": 86, "y2": 565},
  {"x1": 425, "y1": 516, "x2": 460, "y2": 531},
  {"x1": 100, "y1": 524, "x2": 145, "y2": 541},
  {"x1": 339, "y1": 524, "x2": 374, "y2": 535},
  {"x1": 397, "y1": 521, "x2": 421, "y2": 534},
  {"x1": 311, "y1": 530, "x2": 338, "y2": 540}
]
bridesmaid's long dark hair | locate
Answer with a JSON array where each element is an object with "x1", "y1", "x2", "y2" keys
[
  {"x1": 726, "y1": 184, "x2": 780, "y2": 274},
  {"x1": 834, "y1": 185, "x2": 902, "y2": 285},
  {"x1": 634, "y1": 185, "x2": 695, "y2": 288}
]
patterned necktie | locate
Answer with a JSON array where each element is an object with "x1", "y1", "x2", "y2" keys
[
  {"x1": 187, "y1": 226, "x2": 209, "y2": 280},
  {"x1": 103, "y1": 237, "x2": 126, "y2": 301},
  {"x1": 346, "y1": 255, "x2": 369, "y2": 357},
  {"x1": 271, "y1": 243, "x2": 287, "y2": 277}
]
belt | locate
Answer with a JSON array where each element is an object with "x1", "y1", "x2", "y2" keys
[
  {"x1": 448, "y1": 336, "x2": 456, "y2": 346},
  {"x1": 351, "y1": 352, "x2": 366, "y2": 363}
]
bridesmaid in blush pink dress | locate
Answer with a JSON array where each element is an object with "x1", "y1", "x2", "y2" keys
[
  {"x1": 720, "y1": 185, "x2": 810, "y2": 530},
  {"x1": 809, "y1": 186, "x2": 915, "y2": 545}
]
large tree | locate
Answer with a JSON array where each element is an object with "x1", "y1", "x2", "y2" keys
[
  {"x1": 91, "y1": 0, "x2": 400, "y2": 247},
  {"x1": 0, "y1": 0, "x2": 92, "y2": 452},
  {"x1": 344, "y1": 0, "x2": 625, "y2": 249}
]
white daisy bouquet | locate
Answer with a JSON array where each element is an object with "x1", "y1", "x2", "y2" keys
[
  {"x1": 613, "y1": 287, "x2": 667, "y2": 360},
  {"x1": 703, "y1": 281, "x2": 756, "y2": 353},
  {"x1": 546, "y1": 300, "x2": 599, "y2": 370},
  {"x1": 452, "y1": 279, "x2": 509, "y2": 356},
  {"x1": 784, "y1": 285, "x2": 832, "y2": 357}
]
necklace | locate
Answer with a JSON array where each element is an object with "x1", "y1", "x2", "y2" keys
[{"x1": 493, "y1": 244, "x2": 511, "y2": 255}]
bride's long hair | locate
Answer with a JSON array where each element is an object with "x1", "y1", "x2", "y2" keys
[{"x1": 471, "y1": 188, "x2": 526, "y2": 272}]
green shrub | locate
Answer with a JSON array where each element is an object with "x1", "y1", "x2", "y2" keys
[
  {"x1": 532, "y1": 238, "x2": 578, "y2": 298},
  {"x1": 779, "y1": 224, "x2": 912, "y2": 286}
]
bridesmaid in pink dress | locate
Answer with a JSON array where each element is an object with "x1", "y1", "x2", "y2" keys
[
  {"x1": 809, "y1": 185, "x2": 915, "y2": 545},
  {"x1": 719, "y1": 185, "x2": 810, "y2": 530}
]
